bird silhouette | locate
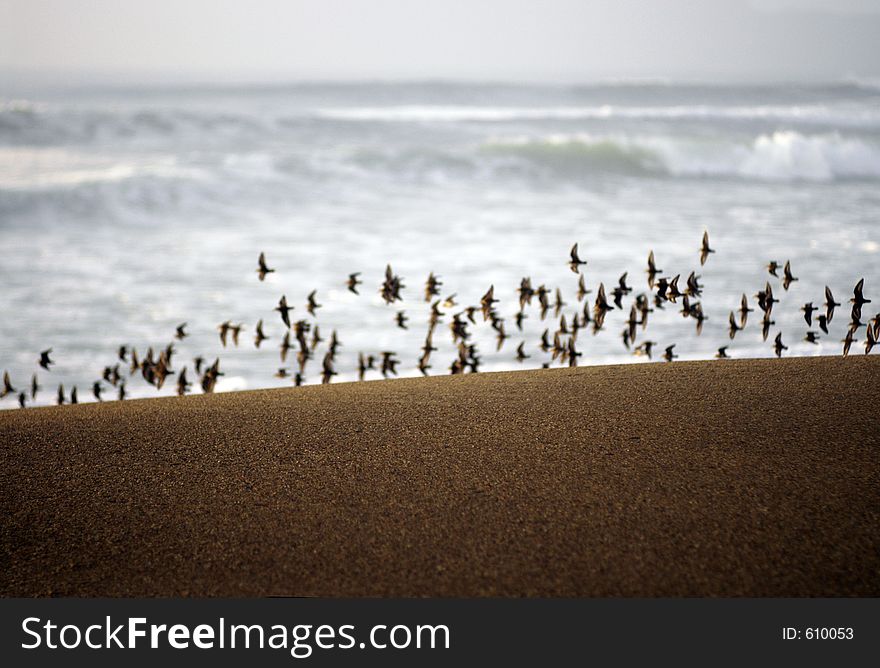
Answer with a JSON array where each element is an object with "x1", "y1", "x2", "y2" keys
[
  {"x1": 773, "y1": 332, "x2": 787, "y2": 358},
  {"x1": 646, "y1": 250, "x2": 662, "y2": 288},
  {"x1": 802, "y1": 302, "x2": 816, "y2": 326},
  {"x1": 39, "y1": 349, "x2": 54, "y2": 371},
  {"x1": 699, "y1": 231, "x2": 714, "y2": 266},
  {"x1": 257, "y1": 252, "x2": 275, "y2": 281},
  {"x1": 306, "y1": 290, "x2": 322, "y2": 316},
  {"x1": 782, "y1": 261, "x2": 798, "y2": 290},
  {"x1": 254, "y1": 319, "x2": 269, "y2": 348},
  {"x1": 275, "y1": 295, "x2": 293, "y2": 328},
  {"x1": 569, "y1": 243, "x2": 587, "y2": 273},
  {"x1": 2, "y1": 371, "x2": 15, "y2": 398},
  {"x1": 481, "y1": 286, "x2": 498, "y2": 321},
  {"x1": 825, "y1": 286, "x2": 840, "y2": 323}
]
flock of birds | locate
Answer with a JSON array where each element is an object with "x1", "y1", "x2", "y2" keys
[{"x1": 1, "y1": 232, "x2": 877, "y2": 410}]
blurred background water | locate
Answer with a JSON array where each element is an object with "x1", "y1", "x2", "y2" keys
[{"x1": 1, "y1": 80, "x2": 879, "y2": 406}]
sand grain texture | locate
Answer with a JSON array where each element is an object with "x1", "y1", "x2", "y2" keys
[{"x1": 2, "y1": 357, "x2": 879, "y2": 597}]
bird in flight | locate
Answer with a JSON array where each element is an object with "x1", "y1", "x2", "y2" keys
[
  {"x1": 275, "y1": 295, "x2": 293, "y2": 328},
  {"x1": 39, "y1": 349, "x2": 54, "y2": 371},
  {"x1": 257, "y1": 252, "x2": 275, "y2": 281},
  {"x1": 569, "y1": 243, "x2": 587, "y2": 274},
  {"x1": 699, "y1": 231, "x2": 714, "y2": 266},
  {"x1": 782, "y1": 261, "x2": 798, "y2": 291}
]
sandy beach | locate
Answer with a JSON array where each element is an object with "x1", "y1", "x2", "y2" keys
[{"x1": 1, "y1": 356, "x2": 878, "y2": 597}]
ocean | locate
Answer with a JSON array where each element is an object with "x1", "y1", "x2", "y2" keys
[{"x1": 1, "y1": 80, "x2": 879, "y2": 406}]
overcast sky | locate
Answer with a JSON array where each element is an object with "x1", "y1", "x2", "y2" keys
[{"x1": 2, "y1": 0, "x2": 879, "y2": 83}]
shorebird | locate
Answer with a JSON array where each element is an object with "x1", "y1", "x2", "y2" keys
[
  {"x1": 761, "y1": 313, "x2": 775, "y2": 341},
  {"x1": 18, "y1": 392, "x2": 25, "y2": 409},
  {"x1": 380, "y1": 351, "x2": 399, "y2": 378},
  {"x1": 177, "y1": 367, "x2": 191, "y2": 396},
  {"x1": 230, "y1": 323, "x2": 244, "y2": 347},
  {"x1": 515, "y1": 310, "x2": 527, "y2": 330},
  {"x1": 851, "y1": 278, "x2": 870, "y2": 310},
  {"x1": 481, "y1": 286, "x2": 498, "y2": 321},
  {"x1": 306, "y1": 290, "x2": 322, "y2": 315},
  {"x1": 518, "y1": 277, "x2": 534, "y2": 309},
  {"x1": 417, "y1": 350, "x2": 432, "y2": 376},
  {"x1": 347, "y1": 272, "x2": 362, "y2": 295},
  {"x1": 200, "y1": 358, "x2": 223, "y2": 394},
  {"x1": 257, "y1": 252, "x2": 275, "y2": 281},
  {"x1": 567, "y1": 338, "x2": 581, "y2": 367},
  {"x1": 30, "y1": 374, "x2": 40, "y2": 400},
  {"x1": 218, "y1": 321, "x2": 231, "y2": 347},
  {"x1": 70, "y1": 387, "x2": 78, "y2": 404},
  {"x1": 576, "y1": 274, "x2": 591, "y2": 302},
  {"x1": 699, "y1": 231, "x2": 714, "y2": 266},
  {"x1": 118, "y1": 345, "x2": 128, "y2": 362},
  {"x1": 93, "y1": 381, "x2": 103, "y2": 402},
  {"x1": 824, "y1": 286, "x2": 840, "y2": 323},
  {"x1": 569, "y1": 243, "x2": 587, "y2": 273},
  {"x1": 118, "y1": 382, "x2": 127, "y2": 401},
  {"x1": 328, "y1": 330, "x2": 341, "y2": 358},
  {"x1": 728, "y1": 311, "x2": 741, "y2": 339},
  {"x1": 280, "y1": 331, "x2": 294, "y2": 363},
  {"x1": 715, "y1": 346, "x2": 730, "y2": 359},
  {"x1": 842, "y1": 329, "x2": 856, "y2": 357},
  {"x1": 663, "y1": 344, "x2": 677, "y2": 362},
  {"x1": 396, "y1": 311, "x2": 408, "y2": 330},
  {"x1": 802, "y1": 302, "x2": 817, "y2": 326},
  {"x1": 554, "y1": 288, "x2": 566, "y2": 316},
  {"x1": 865, "y1": 324, "x2": 877, "y2": 354},
  {"x1": 782, "y1": 261, "x2": 798, "y2": 290},
  {"x1": 804, "y1": 331, "x2": 820, "y2": 344},
  {"x1": 175, "y1": 323, "x2": 188, "y2": 340},
  {"x1": 380, "y1": 265, "x2": 405, "y2": 304},
  {"x1": 594, "y1": 283, "x2": 613, "y2": 315},
  {"x1": 254, "y1": 319, "x2": 268, "y2": 348},
  {"x1": 516, "y1": 342, "x2": 529, "y2": 362},
  {"x1": 646, "y1": 250, "x2": 661, "y2": 288},
  {"x1": 739, "y1": 294, "x2": 753, "y2": 328},
  {"x1": 56, "y1": 384, "x2": 65, "y2": 405},
  {"x1": 2, "y1": 371, "x2": 15, "y2": 397},
  {"x1": 634, "y1": 341, "x2": 656, "y2": 360},
  {"x1": 773, "y1": 332, "x2": 787, "y2": 358},
  {"x1": 767, "y1": 261, "x2": 781, "y2": 277},
  {"x1": 685, "y1": 271, "x2": 702, "y2": 298},
  {"x1": 425, "y1": 273, "x2": 442, "y2": 301},
  {"x1": 817, "y1": 314, "x2": 829, "y2": 334},
  {"x1": 275, "y1": 295, "x2": 293, "y2": 328},
  {"x1": 39, "y1": 349, "x2": 54, "y2": 370}
]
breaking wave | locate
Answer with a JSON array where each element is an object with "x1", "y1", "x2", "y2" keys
[{"x1": 482, "y1": 131, "x2": 880, "y2": 182}]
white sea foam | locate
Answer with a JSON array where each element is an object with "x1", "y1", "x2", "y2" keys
[
  {"x1": 316, "y1": 104, "x2": 880, "y2": 128},
  {"x1": 483, "y1": 131, "x2": 880, "y2": 181}
]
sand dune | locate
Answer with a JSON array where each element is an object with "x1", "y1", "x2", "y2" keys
[{"x1": 2, "y1": 356, "x2": 878, "y2": 597}]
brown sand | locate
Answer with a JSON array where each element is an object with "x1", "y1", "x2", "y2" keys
[{"x1": 1, "y1": 357, "x2": 878, "y2": 597}]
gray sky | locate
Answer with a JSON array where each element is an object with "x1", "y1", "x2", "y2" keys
[{"x1": 2, "y1": 0, "x2": 879, "y2": 83}]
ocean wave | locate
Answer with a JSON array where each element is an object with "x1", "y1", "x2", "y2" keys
[
  {"x1": 316, "y1": 104, "x2": 880, "y2": 128},
  {"x1": 4, "y1": 97, "x2": 880, "y2": 147},
  {"x1": 482, "y1": 131, "x2": 880, "y2": 182}
]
